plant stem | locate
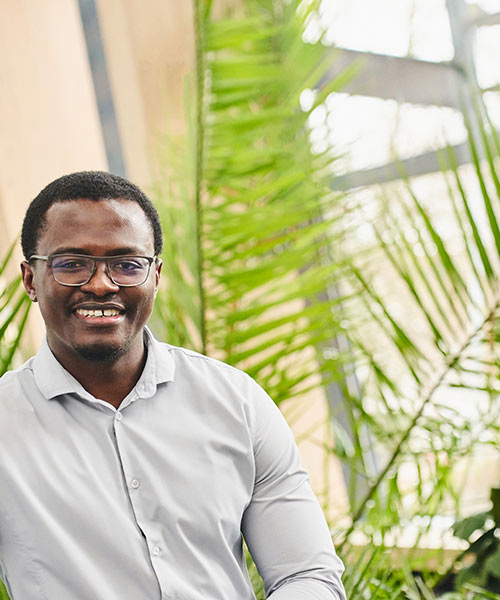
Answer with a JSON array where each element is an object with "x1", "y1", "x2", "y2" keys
[{"x1": 193, "y1": 0, "x2": 207, "y2": 354}]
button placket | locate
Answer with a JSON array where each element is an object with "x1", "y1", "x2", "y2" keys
[{"x1": 111, "y1": 406, "x2": 162, "y2": 587}]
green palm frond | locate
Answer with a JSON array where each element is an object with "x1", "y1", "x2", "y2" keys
[
  {"x1": 147, "y1": 0, "x2": 500, "y2": 594},
  {"x1": 0, "y1": 240, "x2": 31, "y2": 377},
  {"x1": 336, "y1": 91, "x2": 500, "y2": 549},
  {"x1": 152, "y1": 0, "x2": 359, "y2": 407}
]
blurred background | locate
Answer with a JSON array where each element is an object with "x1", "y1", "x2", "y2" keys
[{"x1": 2, "y1": 0, "x2": 500, "y2": 597}]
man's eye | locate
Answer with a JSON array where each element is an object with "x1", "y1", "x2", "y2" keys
[
  {"x1": 113, "y1": 260, "x2": 142, "y2": 272},
  {"x1": 54, "y1": 259, "x2": 87, "y2": 270}
]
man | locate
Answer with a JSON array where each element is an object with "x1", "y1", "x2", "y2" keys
[{"x1": 0, "y1": 171, "x2": 346, "y2": 599}]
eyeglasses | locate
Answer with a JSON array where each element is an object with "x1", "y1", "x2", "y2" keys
[{"x1": 29, "y1": 254, "x2": 157, "y2": 287}]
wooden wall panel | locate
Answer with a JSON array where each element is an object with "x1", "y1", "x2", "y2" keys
[
  {"x1": 0, "y1": 0, "x2": 108, "y2": 344},
  {"x1": 97, "y1": 0, "x2": 195, "y2": 187}
]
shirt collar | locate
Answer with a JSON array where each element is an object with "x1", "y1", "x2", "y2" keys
[{"x1": 33, "y1": 326, "x2": 175, "y2": 402}]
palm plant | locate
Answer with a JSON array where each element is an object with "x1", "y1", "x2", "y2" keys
[
  {"x1": 151, "y1": 0, "x2": 500, "y2": 595},
  {"x1": 151, "y1": 0, "x2": 360, "y2": 404},
  {"x1": 0, "y1": 241, "x2": 31, "y2": 377},
  {"x1": 346, "y1": 99, "x2": 499, "y2": 485},
  {"x1": 330, "y1": 93, "x2": 500, "y2": 591}
]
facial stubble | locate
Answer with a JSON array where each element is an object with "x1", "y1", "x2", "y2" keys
[{"x1": 72, "y1": 339, "x2": 133, "y2": 363}]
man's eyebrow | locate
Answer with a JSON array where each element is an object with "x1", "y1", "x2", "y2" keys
[{"x1": 50, "y1": 247, "x2": 148, "y2": 256}]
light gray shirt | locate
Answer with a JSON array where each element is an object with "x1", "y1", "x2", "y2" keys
[{"x1": 0, "y1": 329, "x2": 345, "y2": 600}]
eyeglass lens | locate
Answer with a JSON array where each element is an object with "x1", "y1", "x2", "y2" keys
[{"x1": 51, "y1": 255, "x2": 151, "y2": 286}]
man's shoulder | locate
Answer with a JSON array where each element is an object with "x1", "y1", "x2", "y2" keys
[
  {"x1": 0, "y1": 359, "x2": 34, "y2": 384},
  {"x1": 162, "y1": 343, "x2": 233, "y2": 368},
  {"x1": 0, "y1": 358, "x2": 35, "y2": 402},
  {"x1": 155, "y1": 339, "x2": 253, "y2": 385}
]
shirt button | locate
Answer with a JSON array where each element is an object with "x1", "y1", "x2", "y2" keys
[
  {"x1": 130, "y1": 479, "x2": 141, "y2": 489},
  {"x1": 115, "y1": 412, "x2": 123, "y2": 421},
  {"x1": 152, "y1": 546, "x2": 161, "y2": 556}
]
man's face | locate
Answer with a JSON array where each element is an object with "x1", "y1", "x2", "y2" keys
[{"x1": 21, "y1": 198, "x2": 161, "y2": 365}]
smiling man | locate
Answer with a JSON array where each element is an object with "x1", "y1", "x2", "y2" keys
[{"x1": 0, "y1": 171, "x2": 346, "y2": 600}]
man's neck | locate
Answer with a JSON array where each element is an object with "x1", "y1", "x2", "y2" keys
[{"x1": 49, "y1": 338, "x2": 148, "y2": 409}]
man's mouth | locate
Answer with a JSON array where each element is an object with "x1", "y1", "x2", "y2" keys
[
  {"x1": 75, "y1": 308, "x2": 121, "y2": 318},
  {"x1": 73, "y1": 304, "x2": 126, "y2": 324}
]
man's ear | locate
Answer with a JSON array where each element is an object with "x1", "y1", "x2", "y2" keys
[
  {"x1": 21, "y1": 261, "x2": 37, "y2": 302},
  {"x1": 154, "y1": 259, "x2": 162, "y2": 293}
]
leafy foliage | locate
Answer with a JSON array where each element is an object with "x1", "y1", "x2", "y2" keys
[
  {"x1": 322, "y1": 91, "x2": 500, "y2": 558},
  {"x1": 150, "y1": 0, "x2": 500, "y2": 596},
  {"x1": 152, "y1": 0, "x2": 360, "y2": 406},
  {"x1": 0, "y1": 240, "x2": 31, "y2": 377},
  {"x1": 433, "y1": 487, "x2": 500, "y2": 594}
]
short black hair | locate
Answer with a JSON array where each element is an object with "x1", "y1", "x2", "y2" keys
[{"x1": 21, "y1": 171, "x2": 163, "y2": 259}]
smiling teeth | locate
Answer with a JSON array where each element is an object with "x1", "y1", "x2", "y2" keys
[{"x1": 76, "y1": 308, "x2": 120, "y2": 317}]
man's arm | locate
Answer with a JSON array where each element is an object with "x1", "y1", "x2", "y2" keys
[{"x1": 241, "y1": 380, "x2": 346, "y2": 600}]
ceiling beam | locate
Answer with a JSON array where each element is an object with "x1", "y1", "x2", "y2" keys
[
  {"x1": 469, "y1": 11, "x2": 500, "y2": 28},
  {"x1": 331, "y1": 141, "x2": 472, "y2": 190},
  {"x1": 321, "y1": 48, "x2": 462, "y2": 109}
]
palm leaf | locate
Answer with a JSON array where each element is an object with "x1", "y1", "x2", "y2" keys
[
  {"x1": 335, "y1": 91, "x2": 500, "y2": 552},
  {"x1": 0, "y1": 242, "x2": 31, "y2": 377},
  {"x1": 153, "y1": 0, "x2": 357, "y2": 411},
  {"x1": 150, "y1": 0, "x2": 500, "y2": 593}
]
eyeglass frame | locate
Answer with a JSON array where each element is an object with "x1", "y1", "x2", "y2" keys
[{"x1": 28, "y1": 253, "x2": 159, "y2": 287}]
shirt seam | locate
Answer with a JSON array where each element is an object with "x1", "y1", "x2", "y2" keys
[
  {"x1": 0, "y1": 364, "x2": 34, "y2": 396},
  {"x1": 165, "y1": 345, "x2": 250, "y2": 376}
]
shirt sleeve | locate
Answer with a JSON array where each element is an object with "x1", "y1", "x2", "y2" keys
[{"x1": 241, "y1": 380, "x2": 346, "y2": 600}]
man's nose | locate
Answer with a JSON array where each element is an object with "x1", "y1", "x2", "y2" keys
[{"x1": 79, "y1": 262, "x2": 120, "y2": 295}]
